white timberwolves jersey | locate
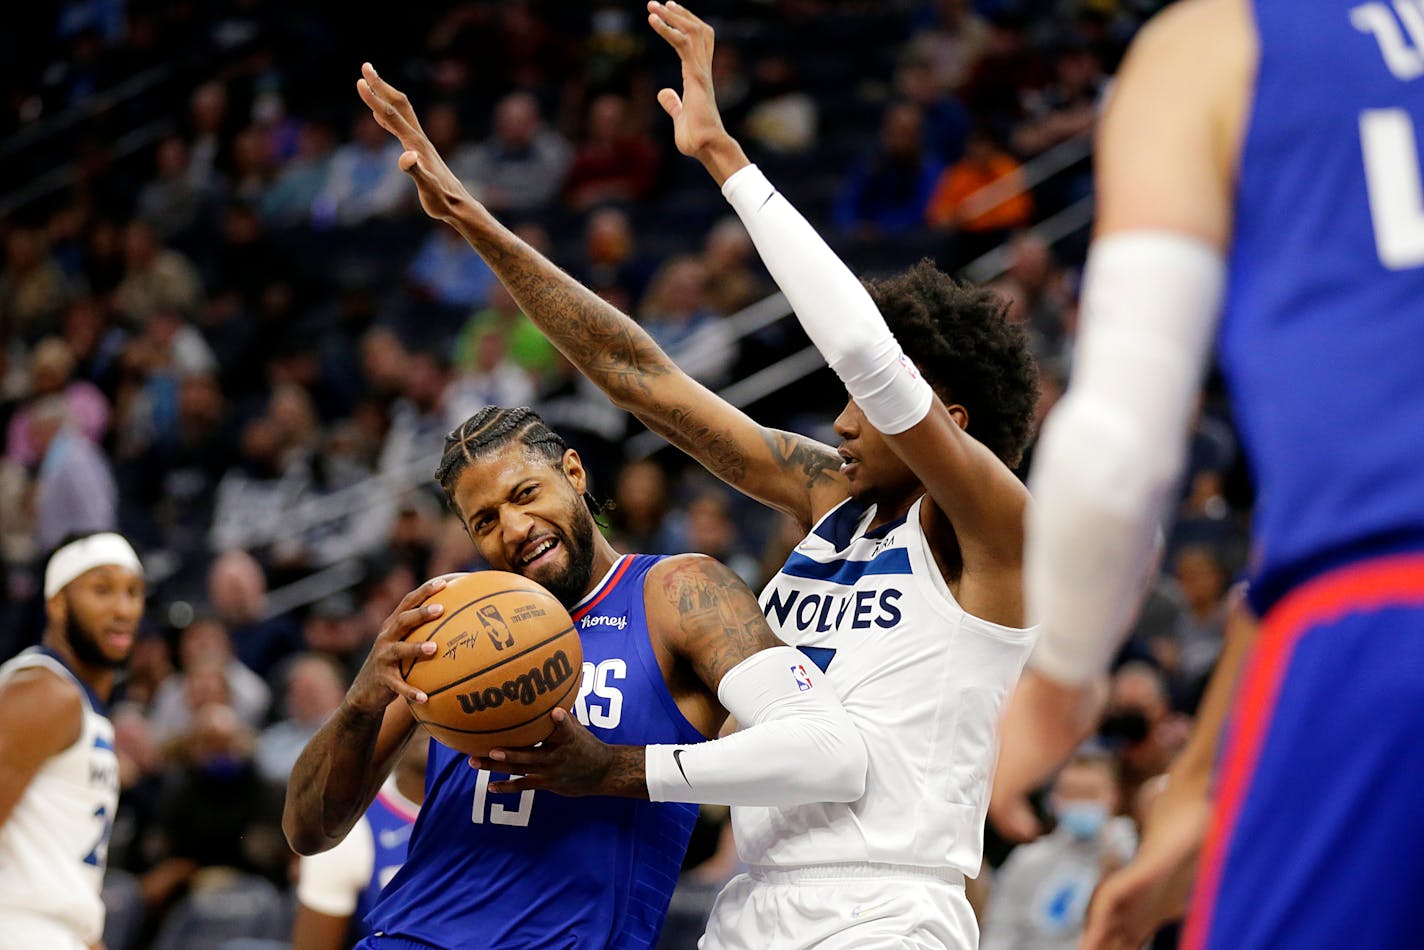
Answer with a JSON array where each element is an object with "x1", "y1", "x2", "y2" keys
[
  {"x1": 0, "y1": 648, "x2": 119, "y2": 946},
  {"x1": 741, "y1": 497, "x2": 1036, "y2": 875}
]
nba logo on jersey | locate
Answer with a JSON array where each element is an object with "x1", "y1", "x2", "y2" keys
[{"x1": 791, "y1": 664, "x2": 813, "y2": 691}]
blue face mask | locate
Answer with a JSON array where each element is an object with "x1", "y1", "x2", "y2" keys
[{"x1": 1056, "y1": 801, "x2": 1109, "y2": 840}]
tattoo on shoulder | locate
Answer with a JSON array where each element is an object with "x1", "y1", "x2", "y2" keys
[
  {"x1": 763, "y1": 430, "x2": 842, "y2": 491},
  {"x1": 659, "y1": 558, "x2": 774, "y2": 686}
]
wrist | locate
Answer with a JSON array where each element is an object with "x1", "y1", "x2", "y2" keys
[
  {"x1": 341, "y1": 694, "x2": 388, "y2": 722},
  {"x1": 602, "y1": 745, "x2": 649, "y2": 799},
  {"x1": 697, "y1": 134, "x2": 750, "y2": 188}
]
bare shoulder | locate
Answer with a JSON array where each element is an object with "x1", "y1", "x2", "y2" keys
[
  {"x1": 1097, "y1": 0, "x2": 1255, "y2": 240},
  {"x1": 645, "y1": 554, "x2": 780, "y2": 688},
  {"x1": 0, "y1": 667, "x2": 84, "y2": 756}
]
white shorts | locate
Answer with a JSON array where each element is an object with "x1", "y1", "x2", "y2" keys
[
  {"x1": 0, "y1": 910, "x2": 90, "y2": 950},
  {"x1": 699, "y1": 862, "x2": 978, "y2": 950}
]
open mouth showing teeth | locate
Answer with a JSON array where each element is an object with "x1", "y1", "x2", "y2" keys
[{"x1": 520, "y1": 538, "x2": 558, "y2": 566}]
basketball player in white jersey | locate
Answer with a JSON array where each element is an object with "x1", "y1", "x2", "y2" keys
[
  {"x1": 0, "y1": 532, "x2": 145, "y2": 949},
  {"x1": 352, "y1": 0, "x2": 1039, "y2": 942}
]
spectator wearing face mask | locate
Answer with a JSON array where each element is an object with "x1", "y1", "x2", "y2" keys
[{"x1": 980, "y1": 748, "x2": 1136, "y2": 950}]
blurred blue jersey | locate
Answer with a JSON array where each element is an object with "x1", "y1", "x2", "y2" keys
[
  {"x1": 1219, "y1": 0, "x2": 1424, "y2": 612},
  {"x1": 363, "y1": 555, "x2": 703, "y2": 950}
]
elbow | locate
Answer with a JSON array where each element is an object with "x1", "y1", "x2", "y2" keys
[
  {"x1": 282, "y1": 803, "x2": 331, "y2": 857},
  {"x1": 823, "y1": 729, "x2": 869, "y2": 803}
]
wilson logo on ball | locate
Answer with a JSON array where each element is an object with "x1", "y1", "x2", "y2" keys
[{"x1": 455, "y1": 649, "x2": 576, "y2": 713}]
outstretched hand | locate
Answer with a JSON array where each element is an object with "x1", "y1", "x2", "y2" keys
[
  {"x1": 646, "y1": 1, "x2": 748, "y2": 184},
  {"x1": 356, "y1": 62, "x2": 478, "y2": 224},
  {"x1": 471, "y1": 708, "x2": 647, "y2": 799}
]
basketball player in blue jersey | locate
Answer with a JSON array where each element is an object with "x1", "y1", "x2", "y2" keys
[
  {"x1": 352, "y1": 3, "x2": 1040, "y2": 943},
  {"x1": 989, "y1": 0, "x2": 1424, "y2": 946},
  {"x1": 0, "y1": 531, "x2": 145, "y2": 949},
  {"x1": 293, "y1": 730, "x2": 429, "y2": 949},
  {"x1": 284, "y1": 406, "x2": 867, "y2": 949}
]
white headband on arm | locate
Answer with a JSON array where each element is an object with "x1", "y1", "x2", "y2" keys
[{"x1": 44, "y1": 533, "x2": 143, "y2": 599}]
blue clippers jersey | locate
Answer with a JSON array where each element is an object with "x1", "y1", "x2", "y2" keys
[
  {"x1": 1219, "y1": 0, "x2": 1424, "y2": 612},
  {"x1": 352, "y1": 787, "x2": 418, "y2": 938},
  {"x1": 366, "y1": 555, "x2": 703, "y2": 950}
]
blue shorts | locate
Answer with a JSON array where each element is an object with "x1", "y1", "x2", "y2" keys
[{"x1": 1185, "y1": 553, "x2": 1424, "y2": 949}]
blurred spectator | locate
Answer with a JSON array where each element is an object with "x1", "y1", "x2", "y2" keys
[
  {"x1": 1154, "y1": 545, "x2": 1229, "y2": 712},
  {"x1": 453, "y1": 92, "x2": 571, "y2": 215},
  {"x1": 742, "y1": 56, "x2": 818, "y2": 155},
  {"x1": 981, "y1": 748, "x2": 1137, "y2": 949},
  {"x1": 5, "y1": 336, "x2": 109, "y2": 465},
  {"x1": 701, "y1": 218, "x2": 765, "y2": 316},
  {"x1": 208, "y1": 549, "x2": 302, "y2": 679},
  {"x1": 136, "y1": 135, "x2": 213, "y2": 241},
  {"x1": 255, "y1": 653, "x2": 346, "y2": 783},
  {"x1": 1098, "y1": 662, "x2": 1189, "y2": 807},
  {"x1": 638, "y1": 256, "x2": 732, "y2": 387},
  {"x1": 679, "y1": 490, "x2": 759, "y2": 587},
  {"x1": 229, "y1": 124, "x2": 276, "y2": 206},
  {"x1": 260, "y1": 120, "x2": 336, "y2": 226},
  {"x1": 302, "y1": 593, "x2": 370, "y2": 683},
  {"x1": 453, "y1": 282, "x2": 560, "y2": 382},
  {"x1": 835, "y1": 103, "x2": 943, "y2": 237},
  {"x1": 1, "y1": 228, "x2": 79, "y2": 339},
  {"x1": 926, "y1": 131, "x2": 1032, "y2": 246},
  {"x1": 576, "y1": 206, "x2": 656, "y2": 305},
  {"x1": 405, "y1": 227, "x2": 497, "y2": 314},
  {"x1": 313, "y1": 113, "x2": 409, "y2": 227},
  {"x1": 906, "y1": 0, "x2": 991, "y2": 92},
  {"x1": 610, "y1": 458, "x2": 672, "y2": 553},
  {"x1": 30, "y1": 396, "x2": 118, "y2": 551},
  {"x1": 149, "y1": 619, "x2": 272, "y2": 742},
  {"x1": 563, "y1": 94, "x2": 660, "y2": 211},
  {"x1": 445, "y1": 323, "x2": 536, "y2": 421},
  {"x1": 113, "y1": 221, "x2": 204, "y2": 324},
  {"x1": 895, "y1": 50, "x2": 971, "y2": 164},
  {"x1": 185, "y1": 81, "x2": 231, "y2": 192},
  {"x1": 380, "y1": 350, "x2": 450, "y2": 475},
  {"x1": 1012, "y1": 38, "x2": 1105, "y2": 156}
]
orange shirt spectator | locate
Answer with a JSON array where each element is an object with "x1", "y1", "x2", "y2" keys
[{"x1": 926, "y1": 134, "x2": 1033, "y2": 232}]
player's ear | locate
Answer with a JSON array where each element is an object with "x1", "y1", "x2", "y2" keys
[
  {"x1": 561, "y1": 448, "x2": 588, "y2": 496},
  {"x1": 946, "y1": 403, "x2": 969, "y2": 431},
  {"x1": 44, "y1": 591, "x2": 68, "y2": 631}
]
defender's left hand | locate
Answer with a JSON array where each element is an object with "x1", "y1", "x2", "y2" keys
[{"x1": 474, "y1": 709, "x2": 646, "y2": 798}]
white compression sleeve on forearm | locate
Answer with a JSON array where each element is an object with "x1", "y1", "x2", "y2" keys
[
  {"x1": 644, "y1": 646, "x2": 867, "y2": 807},
  {"x1": 1026, "y1": 231, "x2": 1225, "y2": 685},
  {"x1": 722, "y1": 164, "x2": 934, "y2": 434}
]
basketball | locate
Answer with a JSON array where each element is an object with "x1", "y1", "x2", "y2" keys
[{"x1": 402, "y1": 571, "x2": 583, "y2": 756}]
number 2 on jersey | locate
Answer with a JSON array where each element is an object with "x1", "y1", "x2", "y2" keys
[
  {"x1": 471, "y1": 770, "x2": 534, "y2": 826},
  {"x1": 1360, "y1": 108, "x2": 1424, "y2": 268},
  {"x1": 82, "y1": 804, "x2": 112, "y2": 867}
]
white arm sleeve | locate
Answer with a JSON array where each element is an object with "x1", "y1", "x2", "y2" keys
[
  {"x1": 1026, "y1": 231, "x2": 1225, "y2": 684},
  {"x1": 722, "y1": 164, "x2": 934, "y2": 434},
  {"x1": 295, "y1": 815, "x2": 374, "y2": 917},
  {"x1": 644, "y1": 646, "x2": 867, "y2": 807}
]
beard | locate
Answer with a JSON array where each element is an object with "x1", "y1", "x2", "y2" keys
[
  {"x1": 65, "y1": 609, "x2": 128, "y2": 670},
  {"x1": 530, "y1": 500, "x2": 597, "y2": 609}
]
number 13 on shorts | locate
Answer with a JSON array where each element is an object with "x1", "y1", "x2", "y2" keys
[{"x1": 472, "y1": 770, "x2": 534, "y2": 826}]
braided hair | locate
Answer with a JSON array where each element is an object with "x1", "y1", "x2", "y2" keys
[{"x1": 435, "y1": 406, "x2": 602, "y2": 516}]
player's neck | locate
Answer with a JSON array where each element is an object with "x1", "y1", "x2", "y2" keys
[
  {"x1": 42, "y1": 633, "x2": 116, "y2": 703},
  {"x1": 866, "y1": 487, "x2": 924, "y2": 531},
  {"x1": 579, "y1": 535, "x2": 623, "y2": 601}
]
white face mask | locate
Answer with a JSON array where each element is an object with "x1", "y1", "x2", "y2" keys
[{"x1": 1055, "y1": 800, "x2": 1109, "y2": 840}]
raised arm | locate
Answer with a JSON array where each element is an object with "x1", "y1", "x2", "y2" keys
[
  {"x1": 355, "y1": 65, "x2": 846, "y2": 529},
  {"x1": 474, "y1": 554, "x2": 867, "y2": 807},
  {"x1": 283, "y1": 577, "x2": 448, "y2": 855},
  {"x1": 647, "y1": 2, "x2": 1029, "y2": 603}
]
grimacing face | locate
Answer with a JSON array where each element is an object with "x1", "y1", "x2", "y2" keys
[
  {"x1": 451, "y1": 445, "x2": 597, "y2": 608},
  {"x1": 54, "y1": 564, "x2": 146, "y2": 670}
]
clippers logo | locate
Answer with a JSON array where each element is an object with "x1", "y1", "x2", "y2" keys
[
  {"x1": 791, "y1": 664, "x2": 813, "y2": 692},
  {"x1": 476, "y1": 604, "x2": 515, "y2": 651}
]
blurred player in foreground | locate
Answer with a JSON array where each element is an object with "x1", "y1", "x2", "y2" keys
[
  {"x1": 284, "y1": 406, "x2": 866, "y2": 949},
  {"x1": 0, "y1": 532, "x2": 145, "y2": 949},
  {"x1": 292, "y1": 729, "x2": 430, "y2": 950},
  {"x1": 350, "y1": 1, "x2": 1040, "y2": 943},
  {"x1": 997, "y1": 0, "x2": 1424, "y2": 945}
]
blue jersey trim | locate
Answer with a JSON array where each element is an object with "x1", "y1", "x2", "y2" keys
[{"x1": 780, "y1": 547, "x2": 912, "y2": 585}]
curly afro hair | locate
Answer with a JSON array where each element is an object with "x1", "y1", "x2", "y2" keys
[{"x1": 863, "y1": 260, "x2": 1039, "y2": 468}]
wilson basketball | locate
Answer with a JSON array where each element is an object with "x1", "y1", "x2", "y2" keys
[{"x1": 402, "y1": 571, "x2": 582, "y2": 756}]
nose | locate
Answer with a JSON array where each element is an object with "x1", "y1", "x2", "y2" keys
[
  {"x1": 500, "y1": 506, "x2": 536, "y2": 553},
  {"x1": 833, "y1": 400, "x2": 859, "y2": 441},
  {"x1": 118, "y1": 589, "x2": 144, "y2": 622}
]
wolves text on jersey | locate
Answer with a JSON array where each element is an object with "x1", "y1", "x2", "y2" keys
[{"x1": 762, "y1": 587, "x2": 904, "y2": 633}]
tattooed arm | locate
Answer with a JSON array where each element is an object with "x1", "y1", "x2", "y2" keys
[
  {"x1": 354, "y1": 63, "x2": 846, "y2": 528},
  {"x1": 478, "y1": 555, "x2": 867, "y2": 806}
]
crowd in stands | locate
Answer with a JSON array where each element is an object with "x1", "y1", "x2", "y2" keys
[{"x1": 1, "y1": 1, "x2": 1245, "y2": 947}]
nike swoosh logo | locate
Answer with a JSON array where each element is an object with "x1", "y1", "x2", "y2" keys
[
  {"x1": 672, "y1": 748, "x2": 692, "y2": 786},
  {"x1": 851, "y1": 900, "x2": 895, "y2": 920}
]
